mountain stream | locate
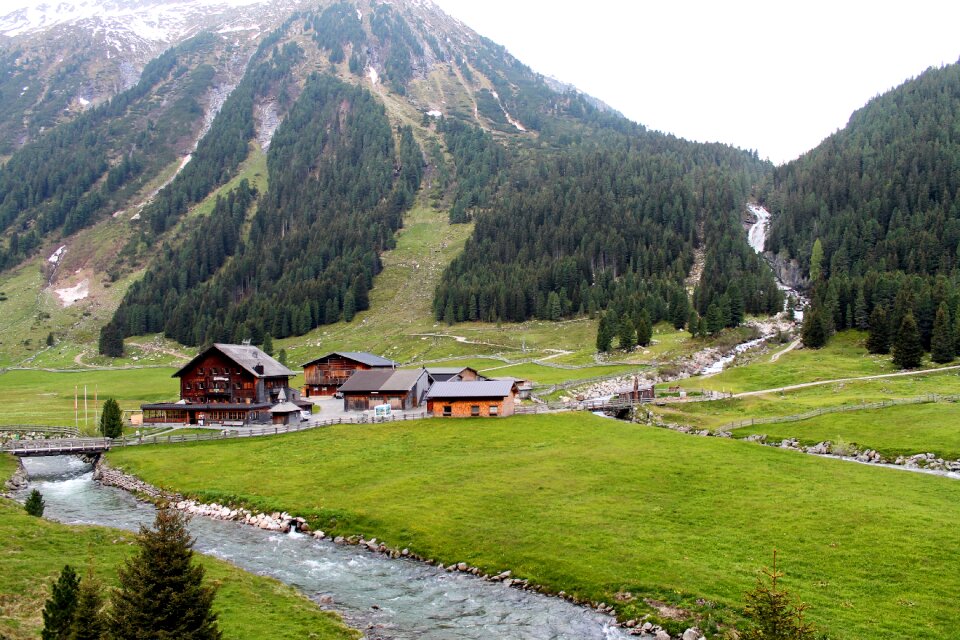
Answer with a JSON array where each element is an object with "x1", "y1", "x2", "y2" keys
[{"x1": 17, "y1": 456, "x2": 635, "y2": 640}]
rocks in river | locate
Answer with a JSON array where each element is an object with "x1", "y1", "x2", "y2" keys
[
  {"x1": 806, "y1": 441, "x2": 831, "y2": 455},
  {"x1": 4, "y1": 459, "x2": 28, "y2": 492},
  {"x1": 895, "y1": 452, "x2": 960, "y2": 472},
  {"x1": 655, "y1": 630, "x2": 671, "y2": 640}
]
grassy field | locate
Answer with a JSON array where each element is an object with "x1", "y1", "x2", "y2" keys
[
  {"x1": 107, "y1": 413, "x2": 960, "y2": 639},
  {"x1": 729, "y1": 401, "x2": 960, "y2": 460},
  {"x1": 677, "y1": 331, "x2": 899, "y2": 394},
  {"x1": 0, "y1": 456, "x2": 357, "y2": 640},
  {"x1": 653, "y1": 368, "x2": 960, "y2": 431},
  {"x1": 0, "y1": 368, "x2": 177, "y2": 430}
]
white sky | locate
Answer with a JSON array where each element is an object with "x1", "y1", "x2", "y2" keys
[{"x1": 432, "y1": 0, "x2": 960, "y2": 164}]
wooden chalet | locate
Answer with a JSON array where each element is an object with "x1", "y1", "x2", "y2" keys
[
  {"x1": 490, "y1": 376, "x2": 534, "y2": 400},
  {"x1": 425, "y1": 366, "x2": 484, "y2": 384},
  {"x1": 616, "y1": 377, "x2": 655, "y2": 403},
  {"x1": 338, "y1": 369, "x2": 429, "y2": 411},
  {"x1": 141, "y1": 343, "x2": 308, "y2": 425},
  {"x1": 301, "y1": 351, "x2": 398, "y2": 397},
  {"x1": 425, "y1": 380, "x2": 519, "y2": 417}
]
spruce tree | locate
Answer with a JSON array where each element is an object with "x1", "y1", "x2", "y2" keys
[
  {"x1": 618, "y1": 317, "x2": 636, "y2": 351},
  {"x1": 25, "y1": 488, "x2": 45, "y2": 517},
  {"x1": 636, "y1": 310, "x2": 653, "y2": 347},
  {"x1": 687, "y1": 310, "x2": 699, "y2": 337},
  {"x1": 705, "y1": 303, "x2": 724, "y2": 335},
  {"x1": 892, "y1": 311, "x2": 923, "y2": 369},
  {"x1": 801, "y1": 306, "x2": 829, "y2": 349},
  {"x1": 742, "y1": 551, "x2": 817, "y2": 640},
  {"x1": 99, "y1": 398, "x2": 123, "y2": 439},
  {"x1": 930, "y1": 303, "x2": 955, "y2": 364},
  {"x1": 809, "y1": 238, "x2": 824, "y2": 282},
  {"x1": 261, "y1": 334, "x2": 274, "y2": 356},
  {"x1": 865, "y1": 305, "x2": 890, "y2": 354},
  {"x1": 70, "y1": 567, "x2": 105, "y2": 640},
  {"x1": 108, "y1": 507, "x2": 221, "y2": 640},
  {"x1": 41, "y1": 565, "x2": 79, "y2": 640}
]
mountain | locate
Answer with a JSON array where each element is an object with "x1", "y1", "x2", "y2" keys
[
  {"x1": 760, "y1": 61, "x2": 960, "y2": 350},
  {"x1": 0, "y1": 0, "x2": 778, "y2": 361}
]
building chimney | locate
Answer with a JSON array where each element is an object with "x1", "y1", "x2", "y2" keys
[{"x1": 254, "y1": 363, "x2": 264, "y2": 375}]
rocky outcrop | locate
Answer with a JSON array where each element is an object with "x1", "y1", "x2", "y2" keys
[{"x1": 764, "y1": 251, "x2": 809, "y2": 292}]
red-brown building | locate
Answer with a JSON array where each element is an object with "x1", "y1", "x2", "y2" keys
[
  {"x1": 425, "y1": 380, "x2": 519, "y2": 417},
  {"x1": 141, "y1": 343, "x2": 307, "y2": 425},
  {"x1": 425, "y1": 366, "x2": 484, "y2": 383},
  {"x1": 301, "y1": 352, "x2": 398, "y2": 397}
]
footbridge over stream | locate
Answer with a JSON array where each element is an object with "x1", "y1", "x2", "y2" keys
[{"x1": 1, "y1": 437, "x2": 112, "y2": 457}]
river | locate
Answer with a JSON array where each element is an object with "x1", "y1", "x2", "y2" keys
[{"x1": 17, "y1": 456, "x2": 636, "y2": 640}]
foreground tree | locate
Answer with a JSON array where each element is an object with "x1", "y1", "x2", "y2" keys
[
  {"x1": 41, "y1": 565, "x2": 79, "y2": 640},
  {"x1": 25, "y1": 488, "x2": 45, "y2": 517},
  {"x1": 71, "y1": 566, "x2": 106, "y2": 640},
  {"x1": 800, "y1": 306, "x2": 829, "y2": 349},
  {"x1": 741, "y1": 551, "x2": 817, "y2": 640},
  {"x1": 99, "y1": 398, "x2": 123, "y2": 439},
  {"x1": 108, "y1": 507, "x2": 221, "y2": 640},
  {"x1": 892, "y1": 311, "x2": 923, "y2": 369}
]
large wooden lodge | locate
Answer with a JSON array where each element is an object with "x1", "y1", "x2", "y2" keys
[
  {"x1": 301, "y1": 351, "x2": 398, "y2": 397},
  {"x1": 141, "y1": 343, "x2": 309, "y2": 425}
]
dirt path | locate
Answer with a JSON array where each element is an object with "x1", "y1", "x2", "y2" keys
[{"x1": 769, "y1": 338, "x2": 801, "y2": 362}]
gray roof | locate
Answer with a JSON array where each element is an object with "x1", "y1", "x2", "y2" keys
[
  {"x1": 301, "y1": 351, "x2": 398, "y2": 368},
  {"x1": 174, "y1": 343, "x2": 295, "y2": 379},
  {"x1": 339, "y1": 369, "x2": 426, "y2": 393},
  {"x1": 270, "y1": 402, "x2": 304, "y2": 414},
  {"x1": 426, "y1": 380, "x2": 517, "y2": 400}
]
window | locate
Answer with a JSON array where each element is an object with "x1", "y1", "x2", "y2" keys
[
  {"x1": 234, "y1": 382, "x2": 242, "y2": 390},
  {"x1": 197, "y1": 382, "x2": 205, "y2": 390},
  {"x1": 470, "y1": 405, "x2": 480, "y2": 416},
  {"x1": 185, "y1": 383, "x2": 192, "y2": 390},
  {"x1": 197, "y1": 368, "x2": 204, "y2": 375},
  {"x1": 443, "y1": 405, "x2": 452, "y2": 417},
  {"x1": 489, "y1": 405, "x2": 498, "y2": 415}
]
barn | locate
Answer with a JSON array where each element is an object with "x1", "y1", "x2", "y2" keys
[
  {"x1": 338, "y1": 369, "x2": 430, "y2": 411},
  {"x1": 301, "y1": 351, "x2": 398, "y2": 397},
  {"x1": 425, "y1": 366, "x2": 484, "y2": 383}
]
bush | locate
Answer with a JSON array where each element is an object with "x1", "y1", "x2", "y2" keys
[{"x1": 25, "y1": 488, "x2": 45, "y2": 517}]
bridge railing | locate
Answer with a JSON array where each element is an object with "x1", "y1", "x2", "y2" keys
[{"x1": 0, "y1": 437, "x2": 111, "y2": 454}]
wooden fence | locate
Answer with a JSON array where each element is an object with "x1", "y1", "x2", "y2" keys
[{"x1": 0, "y1": 425, "x2": 80, "y2": 437}]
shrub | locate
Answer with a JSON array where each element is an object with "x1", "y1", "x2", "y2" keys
[{"x1": 25, "y1": 488, "x2": 45, "y2": 517}]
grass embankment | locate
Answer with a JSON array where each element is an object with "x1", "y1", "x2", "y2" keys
[
  {"x1": 729, "y1": 402, "x2": 960, "y2": 460},
  {"x1": 0, "y1": 369, "x2": 177, "y2": 430},
  {"x1": 0, "y1": 456, "x2": 357, "y2": 640},
  {"x1": 107, "y1": 414, "x2": 960, "y2": 639}
]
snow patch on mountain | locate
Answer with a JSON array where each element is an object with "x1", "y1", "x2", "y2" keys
[{"x1": 55, "y1": 279, "x2": 89, "y2": 306}]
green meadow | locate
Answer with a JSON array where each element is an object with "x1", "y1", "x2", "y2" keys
[
  {"x1": 106, "y1": 413, "x2": 960, "y2": 639},
  {"x1": 0, "y1": 456, "x2": 357, "y2": 640}
]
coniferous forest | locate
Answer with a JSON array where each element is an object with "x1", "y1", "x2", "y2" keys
[{"x1": 762, "y1": 62, "x2": 960, "y2": 363}]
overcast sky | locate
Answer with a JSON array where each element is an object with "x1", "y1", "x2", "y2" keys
[{"x1": 432, "y1": 0, "x2": 960, "y2": 164}]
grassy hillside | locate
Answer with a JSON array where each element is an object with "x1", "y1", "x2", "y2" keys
[
  {"x1": 0, "y1": 456, "x2": 358, "y2": 640},
  {"x1": 106, "y1": 414, "x2": 960, "y2": 639}
]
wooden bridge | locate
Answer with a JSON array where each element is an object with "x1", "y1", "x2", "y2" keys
[{"x1": 1, "y1": 437, "x2": 112, "y2": 457}]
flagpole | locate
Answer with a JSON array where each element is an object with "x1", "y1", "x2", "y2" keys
[
  {"x1": 74, "y1": 385, "x2": 78, "y2": 430},
  {"x1": 95, "y1": 384, "x2": 99, "y2": 427},
  {"x1": 84, "y1": 385, "x2": 88, "y2": 429}
]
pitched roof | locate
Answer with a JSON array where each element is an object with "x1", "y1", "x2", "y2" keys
[
  {"x1": 425, "y1": 366, "x2": 477, "y2": 375},
  {"x1": 338, "y1": 369, "x2": 426, "y2": 393},
  {"x1": 426, "y1": 380, "x2": 517, "y2": 400},
  {"x1": 269, "y1": 402, "x2": 304, "y2": 414},
  {"x1": 173, "y1": 343, "x2": 295, "y2": 379},
  {"x1": 301, "y1": 351, "x2": 398, "y2": 368}
]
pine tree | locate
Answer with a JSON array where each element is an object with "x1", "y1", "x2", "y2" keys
[
  {"x1": 618, "y1": 317, "x2": 636, "y2": 351},
  {"x1": 687, "y1": 310, "x2": 699, "y2": 337},
  {"x1": 705, "y1": 303, "x2": 724, "y2": 335},
  {"x1": 70, "y1": 567, "x2": 105, "y2": 640},
  {"x1": 25, "y1": 488, "x2": 45, "y2": 517},
  {"x1": 809, "y1": 238, "x2": 824, "y2": 282},
  {"x1": 636, "y1": 310, "x2": 653, "y2": 347},
  {"x1": 741, "y1": 551, "x2": 817, "y2": 640},
  {"x1": 801, "y1": 306, "x2": 829, "y2": 348},
  {"x1": 854, "y1": 289, "x2": 869, "y2": 330},
  {"x1": 343, "y1": 290, "x2": 357, "y2": 322},
  {"x1": 930, "y1": 303, "x2": 955, "y2": 363},
  {"x1": 261, "y1": 334, "x2": 274, "y2": 356},
  {"x1": 278, "y1": 348, "x2": 288, "y2": 367},
  {"x1": 108, "y1": 507, "x2": 221, "y2": 640},
  {"x1": 42, "y1": 565, "x2": 79, "y2": 640},
  {"x1": 866, "y1": 305, "x2": 890, "y2": 354},
  {"x1": 596, "y1": 311, "x2": 614, "y2": 352},
  {"x1": 892, "y1": 311, "x2": 923, "y2": 369},
  {"x1": 99, "y1": 398, "x2": 123, "y2": 439}
]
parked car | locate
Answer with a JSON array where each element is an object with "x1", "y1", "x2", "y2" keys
[{"x1": 334, "y1": 391, "x2": 343, "y2": 399}]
